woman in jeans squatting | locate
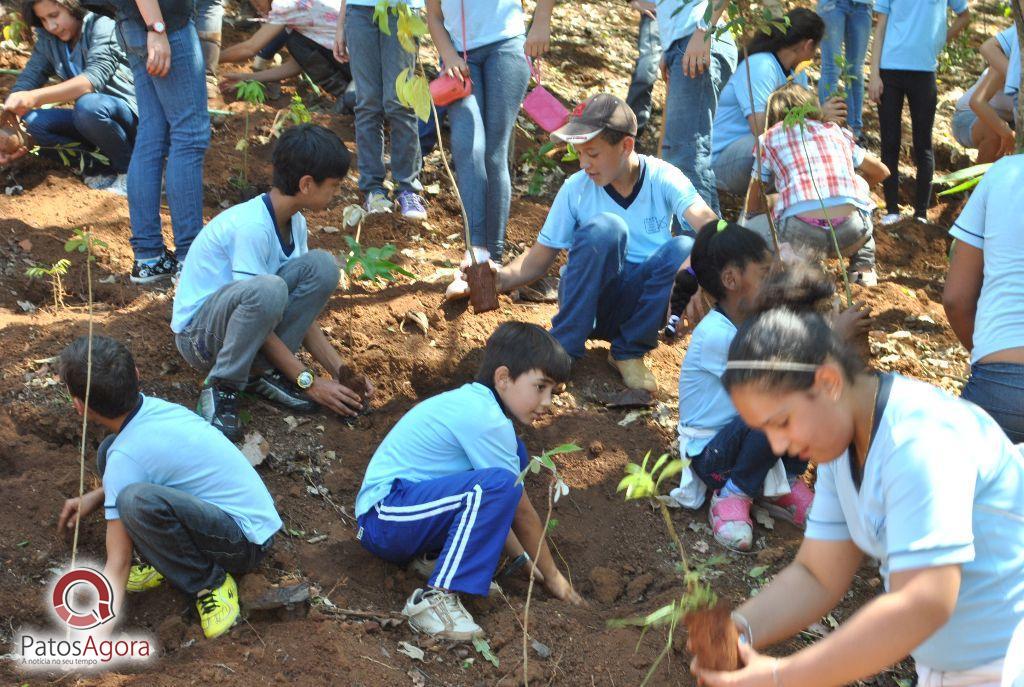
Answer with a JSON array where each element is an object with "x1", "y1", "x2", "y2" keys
[
  {"x1": 112, "y1": 0, "x2": 210, "y2": 284},
  {"x1": 816, "y1": 0, "x2": 872, "y2": 142},
  {"x1": 655, "y1": 0, "x2": 737, "y2": 215},
  {"x1": 425, "y1": 0, "x2": 555, "y2": 262}
]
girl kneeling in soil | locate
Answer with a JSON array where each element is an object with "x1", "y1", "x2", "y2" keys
[
  {"x1": 743, "y1": 83, "x2": 889, "y2": 287},
  {"x1": 693, "y1": 308, "x2": 1024, "y2": 687},
  {"x1": 2, "y1": 0, "x2": 136, "y2": 193},
  {"x1": 354, "y1": 322, "x2": 584, "y2": 640}
]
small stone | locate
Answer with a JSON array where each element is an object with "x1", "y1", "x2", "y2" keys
[{"x1": 589, "y1": 566, "x2": 624, "y2": 604}]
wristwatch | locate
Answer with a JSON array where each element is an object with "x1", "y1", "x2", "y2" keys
[
  {"x1": 146, "y1": 21, "x2": 166, "y2": 34},
  {"x1": 296, "y1": 369, "x2": 314, "y2": 390}
]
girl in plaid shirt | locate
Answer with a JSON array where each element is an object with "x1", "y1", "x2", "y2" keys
[{"x1": 743, "y1": 84, "x2": 889, "y2": 286}]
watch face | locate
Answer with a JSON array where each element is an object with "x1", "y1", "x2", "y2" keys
[{"x1": 297, "y1": 371, "x2": 313, "y2": 389}]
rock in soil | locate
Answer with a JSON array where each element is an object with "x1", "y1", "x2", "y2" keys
[
  {"x1": 685, "y1": 603, "x2": 740, "y2": 671},
  {"x1": 588, "y1": 566, "x2": 624, "y2": 605}
]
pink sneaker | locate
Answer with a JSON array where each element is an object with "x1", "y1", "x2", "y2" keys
[
  {"x1": 708, "y1": 490, "x2": 753, "y2": 551},
  {"x1": 761, "y1": 480, "x2": 814, "y2": 529}
]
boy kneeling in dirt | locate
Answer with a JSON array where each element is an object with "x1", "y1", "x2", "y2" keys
[
  {"x1": 56, "y1": 335, "x2": 283, "y2": 639},
  {"x1": 172, "y1": 123, "x2": 372, "y2": 441},
  {"x1": 354, "y1": 322, "x2": 584, "y2": 640},
  {"x1": 448, "y1": 94, "x2": 718, "y2": 396}
]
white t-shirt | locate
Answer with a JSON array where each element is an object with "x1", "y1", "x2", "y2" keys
[
  {"x1": 355, "y1": 383, "x2": 522, "y2": 517},
  {"x1": 955, "y1": 69, "x2": 1016, "y2": 122},
  {"x1": 267, "y1": 0, "x2": 342, "y2": 51},
  {"x1": 103, "y1": 395, "x2": 283, "y2": 545},
  {"x1": 805, "y1": 374, "x2": 1024, "y2": 672},
  {"x1": 948, "y1": 154, "x2": 1024, "y2": 363},
  {"x1": 678, "y1": 308, "x2": 738, "y2": 455},
  {"x1": 172, "y1": 194, "x2": 310, "y2": 333},
  {"x1": 537, "y1": 155, "x2": 701, "y2": 264},
  {"x1": 440, "y1": 0, "x2": 525, "y2": 53}
]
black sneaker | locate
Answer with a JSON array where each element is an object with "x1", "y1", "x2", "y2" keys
[
  {"x1": 245, "y1": 370, "x2": 317, "y2": 413},
  {"x1": 197, "y1": 383, "x2": 242, "y2": 442},
  {"x1": 130, "y1": 250, "x2": 177, "y2": 284}
]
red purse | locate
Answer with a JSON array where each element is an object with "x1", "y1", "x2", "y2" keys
[{"x1": 430, "y1": 0, "x2": 472, "y2": 106}]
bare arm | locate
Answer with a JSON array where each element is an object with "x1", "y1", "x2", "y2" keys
[
  {"x1": 425, "y1": 0, "x2": 466, "y2": 78},
  {"x1": 223, "y1": 58, "x2": 303, "y2": 88},
  {"x1": 496, "y1": 243, "x2": 559, "y2": 292},
  {"x1": 134, "y1": 0, "x2": 170, "y2": 77},
  {"x1": 970, "y1": 69, "x2": 1016, "y2": 156},
  {"x1": 979, "y1": 35, "x2": 1010, "y2": 77},
  {"x1": 682, "y1": 196, "x2": 719, "y2": 230},
  {"x1": 220, "y1": 23, "x2": 286, "y2": 64},
  {"x1": 867, "y1": 13, "x2": 888, "y2": 103},
  {"x1": 259, "y1": 331, "x2": 366, "y2": 417},
  {"x1": 942, "y1": 239, "x2": 983, "y2": 351},
  {"x1": 856, "y1": 153, "x2": 889, "y2": 187},
  {"x1": 103, "y1": 520, "x2": 134, "y2": 624},
  {"x1": 744, "y1": 177, "x2": 769, "y2": 216},
  {"x1": 946, "y1": 9, "x2": 970, "y2": 44},
  {"x1": 524, "y1": 0, "x2": 555, "y2": 58},
  {"x1": 746, "y1": 112, "x2": 767, "y2": 138},
  {"x1": 511, "y1": 491, "x2": 583, "y2": 604},
  {"x1": 3, "y1": 75, "x2": 94, "y2": 115}
]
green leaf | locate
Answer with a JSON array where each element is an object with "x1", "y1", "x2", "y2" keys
[
  {"x1": 748, "y1": 565, "x2": 769, "y2": 579},
  {"x1": 934, "y1": 163, "x2": 991, "y2": 187},
  {"x1": 472, "y1": 636, "x2": 499, "y2": 668},
  {"x1": 937, "y1": 176, "x2": 983, "y2": 196},
  {"x1": 373, "y1": 0, "x2": 391, "y2": 34},
  {"x1": 17, "y1": 540, "x2": 29, "y2": 547}
]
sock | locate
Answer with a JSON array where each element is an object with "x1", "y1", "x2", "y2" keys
[
  {"x1": 721, "y1": 479, "x2": 750, "y2": 499},
  {"x1": 136, "y1": 255, "x2": 160, "y2": 266}
]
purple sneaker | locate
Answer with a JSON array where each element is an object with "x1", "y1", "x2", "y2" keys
[{"x1": 396, "y1": 191, "x2": 427, "y2": 221}]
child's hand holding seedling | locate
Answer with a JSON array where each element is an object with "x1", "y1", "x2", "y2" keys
[{"x1": 820, "y1": 95, "x2": 847, "y2": 125}]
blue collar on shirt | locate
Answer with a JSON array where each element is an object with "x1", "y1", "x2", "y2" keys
[
  {"x1": 261, "y1": 193, "x2": 294, "y2": 256},
  {"x1": 770, "y1": 50, "x2": 794, "y2": 77},
  {"x1": 61, "y1": 42, "x2": 81, "y2": 76},
  {"x1": 117, "y1": 393, "x2": 144, "y2": 432},
  {"x1": 603, "y1": 156, "x2": 647, "y2": 210},
  {"x1": 484, "y1": 384, "x2": 530, "y2": 471},
  {"x1": 849, "y1": 372, "x2": 893, "y2": 489}
]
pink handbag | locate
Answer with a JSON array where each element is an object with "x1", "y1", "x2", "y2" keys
[
  {"x1": 430, "y1": 0, "x2": 472, "y2": 106},
  {"x1": 522, "y1": 58, "x2": 569, "y2": 133}
]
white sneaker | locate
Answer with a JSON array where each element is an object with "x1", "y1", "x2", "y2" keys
[
  {"x1": 253, "y1": 55, "x2": 270, "y2": 70},
  {"x1": 848, "y1": 268, "x2": 878, "y2": 287},
  {"x1": 402, "y1": 588, "x2": 483, "y2": 640},
  {"x1": 879, "y1": 213, "x2": 902, "y2": 226},
  {"x1": 364, "y1": 191, "x2": 392, "y2": 214},
  {"x1": 104, "y1": 173, "x2": 128, "y2": 196},
  {"x1": 83, "y1": 173, "x2": 116, "y2": 190},
  {"x1": 409, "y1": 553, "x2": 438, "y2": 579}
]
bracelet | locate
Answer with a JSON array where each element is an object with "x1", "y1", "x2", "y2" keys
[
  {"x1": 731, "y1": 611, "x2": 754, "y2": 647},
  {"x1": 772, "y1": 658, "x2": 783, "y2": 687}
]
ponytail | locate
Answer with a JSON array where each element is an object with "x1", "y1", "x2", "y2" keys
[{"x1": 746, "y1": 7, "x2": 825, "y2": 57}]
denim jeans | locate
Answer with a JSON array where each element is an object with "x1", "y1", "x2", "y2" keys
[
  {"x1": 194, "y1": 0, "x2": 224, "y2": 76},
  {"x1": 961, "y1": 362, "x2": 1024, "y2": 445},
  {"x1": 745, "y1": 209, "x2": 875, "y2": 270},
  {"x1": 712, "y1": 133, "x2": 755, "y2": 196},
  {"x1": 951, "y1": 108, "x2": 978, "y2": 148},
  {"x1": 448, "y1": 35, "x2": 530, "y2": 260},
  {"x1": 97, "y1": 435, "x2": 272, "y2": 596},
  {"x1": 661, "y1": 31, "x2": 738, "y2": 215},
  {"x1": 175, "y1": 250, "x2": 340, "y2": 388},
  {"x1": 626, "y1": 14, "x2": 662, "y2": 137},
  {"x1": 549, "y1": 212, "x2": 694, "y2": 360},
  {"x1": 817, "y1": 0, "x2": 871, "y2": 137},
  {"x1": 118, "y1": 19, "x2": 209, "y2": 261},
  {"x1": 22, "y1": 93, "x2": 137, "y2": 173},
  {"x1": 345, "y1": 5, "x2": 422, "y2": 196},
  {"x1": 691, "y1": 416, "x2": 804, "y2": 497}
]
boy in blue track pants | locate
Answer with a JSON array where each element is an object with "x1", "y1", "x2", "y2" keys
[{"x1": 354, "y1": 322, "x2": 584, "y2": 639}]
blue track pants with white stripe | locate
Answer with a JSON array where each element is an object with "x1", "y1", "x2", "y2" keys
[{"x1": 357, "y1": 468, "x2": 522, "y2": 596}]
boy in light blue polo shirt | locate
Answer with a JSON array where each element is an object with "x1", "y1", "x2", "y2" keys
[
  {"x1": 55, "y1": 336, "x2": 282, "y2": 639},
  {"x1": 355, "y1": 322, "x2": 583, "y2": 640}
]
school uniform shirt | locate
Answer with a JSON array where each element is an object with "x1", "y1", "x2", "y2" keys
[
  {"x1": 677, "y1": 309, "x2": 737, "y2": 455},
  {"x1": 711, "y1": 52, "x2": 809, "y2": 160},
  {"x1": 537, "y1": 155, "x2": 700, "y2": 264},
  {"x1": 1005, "y1": 35, "x2": 1021, "y2": 100},
  {"x1": 805, "y1": 374, "x2": 1024, "y2": 672},
  {"x1": 440, "y1": 0, "x2": 525, "y2": 53},
  {"x1": 949, "y1": 154, "x2": 1024, "y2": 363},
  {"x1": 873, "y1": 0, "x2": 970, "y2": 73},
  {"x1": 653, "y1": 0, "x2": 726, "y2": 52},
  {"x1": 102, "y1": 395, "x2": 283, "y2": 545},
  {"x1": 355, "y1": 383, "x2": 521, "y2": 517},
  {"x1": 172, "y1": 194, "x2": 309, "y2": 333}
]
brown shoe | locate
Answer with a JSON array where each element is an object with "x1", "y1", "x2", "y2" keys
[{"x1": 608, "y1": 354, "x2": 658, "y2": 394}]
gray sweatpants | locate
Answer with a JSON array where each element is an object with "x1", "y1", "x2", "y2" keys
[
  {"x1": 744, "y1": 210, "x2": 875, "y2": 270},
  {"x1": 174, "y1": 250, "x2": 340, "y2": 387}
]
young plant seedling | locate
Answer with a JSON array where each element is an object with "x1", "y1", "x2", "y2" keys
[
  {"x1": 934, "y1": 163, "x2": 993, "y2": 196},
  {"x1": 233, "y1": 80, "x2": 267, "y2": 191},
  {"x1": 341, "y1": 236, "x2": 414, "y2": 284},
  {"x1": 27, "y1": 141, "x2": 110, "y2": 174},
  {"x1": 65, "y1": 227, "x2": 108, "y2": 259},
  {"x1": 25, "y1": 258, "x2": 71, "y2": 309},
  {"x1": 270, "y1": 94, "x2": 312, "y2": 139}
]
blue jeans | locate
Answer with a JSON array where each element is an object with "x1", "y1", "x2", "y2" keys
[
  {"x1": 448, "y1": 35, "x2": 530, "y2": 260},
  {"x1": 691, "y1": 416, "x2": 804, "y2": 497},
  {"x1": 22, "y1": 93, "x2": 137, "y2": 173},
  {"x1": 345, "y1": 5, "x2": 421, "y2": 196},
  {"x1": 661, "y1": 31, "x2": 738, "y2": 216},
  {"x1": 626, "y1": 14, "x2": 662, "y2": 136},
  {"x1": 97, "y1": 435, "x2": 273, "y2": 596},
  {"x1": 712, "y1": 133, "x2": 756, "y2": 196},
  {"x1": 257, "y1": 26, "x2": 289, "y2": 60},
  {"x1": 194, "y1": 0, "x2": 224, "y2": 74},
  {"x1": 817, "y1": 0, "x2": 871, "y2": 137},
  {"x1": 961, "y1": 362, "x2": 1024, "y2": 445},
  {"x1": 118, "y1": 20, "x2": 209, "y2": 261},
  {"x1": 549, "y1": 212, "x2": 694, "y2": 360}
]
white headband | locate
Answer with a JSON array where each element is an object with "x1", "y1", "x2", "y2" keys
[{"x1": 725, "y1": 361, "x2": 819, "y2": 372}]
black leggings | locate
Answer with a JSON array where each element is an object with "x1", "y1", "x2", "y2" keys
[{"x1": 878, "y1": 69, "x2": 937, "y2": 218}]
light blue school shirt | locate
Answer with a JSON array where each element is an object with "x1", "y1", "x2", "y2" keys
[
  {"x1": 677, "y1": 309, "x2": 737, "y2": 455},
  {"x1": 805, "y1": 374, "x2": 1024, "y2": 672},
  {"x1": 537, "y1": 155, "x2": 700, "y2": 264},
  {"x1": 172, "y1": 194, "x2": 310, "y2": 333},
  {"x1": 347, "y1": 0, "x2": 423, "y2": 8},
  {"x1": 355, "y1": 383, "x2": 521, "y2": 517},
  {"x1": 653, "y1": 0, "x2": 727, "y2": 53},
  {"x1": 874, "y1": 0, "x2": 970, "y2": 72},
  {"x1": 712, "y1": 52, "x2": 809, "y2": 160},
  {"x1": 102, "y1": 395, "x2": 283, "y2": 545},
  {"x1": 1006, "y1": 35, "x2": 1021, "y2": 98},
  {"x1": 949, "y1": 154, "x2": 1024, "y2": 363},
  {"x1": 440, "y1": 0, "x2": 525, "y2": 53}
]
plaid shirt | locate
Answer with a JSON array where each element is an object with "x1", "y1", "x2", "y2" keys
[{"x1": 758, "y1": 120, "x2": 870, "y2": 220}]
